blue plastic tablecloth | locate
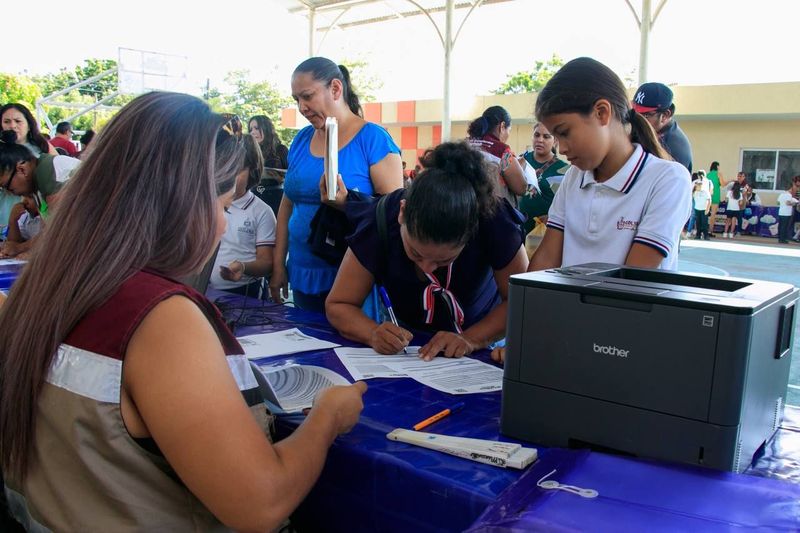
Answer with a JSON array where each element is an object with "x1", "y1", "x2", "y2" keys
[
  {"x1": 0, "y1": 261, "x2": 23, "y2": 290},
  {"x1": 212, "y1": 293, "x2": 800, "y2": 532},
  {"x1": 214, "y1": 293, "x2": 523, "y2": 532},
  {"x1": 466, "y1": 447, "x2": 800, "y2": 532}
]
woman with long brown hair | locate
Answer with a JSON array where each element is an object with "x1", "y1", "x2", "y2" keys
[
  {"x1": 0, "y1": 103, "x2": 56, "y2": 158},
  {"x1": 249, "y1": 114, "x2": 288, "y2": 170},
  {"x1": 0, "y1": 91, "x2": 366, "y2": 531}
]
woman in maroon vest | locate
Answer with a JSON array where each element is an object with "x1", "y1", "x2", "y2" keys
[{"x1": 0, "y1": 92, "x2": 366, "y2": 531}]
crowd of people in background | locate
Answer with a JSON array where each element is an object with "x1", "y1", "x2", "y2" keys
[
  {"x1": 1, "y1": 53, "x2": 800, "y2": 530},
  {"x1": 683, "y1": 161, "x2": 797, "y2": 242}
]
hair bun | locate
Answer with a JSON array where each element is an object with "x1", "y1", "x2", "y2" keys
[
  {"x1": 420, "y1": 141, "x2": 483, "y2": 178},
  {"x1": 0, "y1": 130, "x2": 17, "y2": 144}
]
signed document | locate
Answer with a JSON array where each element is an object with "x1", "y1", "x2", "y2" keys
[{"x1": 334, "y1": 347, "x2": 502, "y2": 394}]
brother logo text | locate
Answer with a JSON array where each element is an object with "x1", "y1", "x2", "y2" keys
[{"x1": 593, "y1": 343, "x2": 630, "y2": 358}]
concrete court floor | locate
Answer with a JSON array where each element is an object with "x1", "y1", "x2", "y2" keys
[{"x1": 676, "y1": 235, "x2": 800, "y2": 406}]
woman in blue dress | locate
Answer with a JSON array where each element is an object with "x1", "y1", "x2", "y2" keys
[
  {"x1": 269, "y1": 57, "x2": 403, "y2": 312},
  {"x1": 326, "y1": 142, "x2": 529, "y2": 360}
]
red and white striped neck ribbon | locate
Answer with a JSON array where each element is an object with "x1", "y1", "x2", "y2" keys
[{"x1": 422, "y1": 263, "x2": 464, "y2": 334}]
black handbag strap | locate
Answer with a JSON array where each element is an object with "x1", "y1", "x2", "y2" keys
[{"x1": 375, "y1": 194, "x2": 390, "y2": 283}]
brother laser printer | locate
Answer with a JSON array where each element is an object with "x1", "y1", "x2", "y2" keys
[{"x1": 501, "y1": 263, "x2": 798, "y2": 472}]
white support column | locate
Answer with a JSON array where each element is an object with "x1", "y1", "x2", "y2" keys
[
  {"x1": 442, "y1": 0, "x2": 454, "y2": 141},
  {"x1": 308, "y1": 8, "x2": 316, "y2": 56},
  {"x1": 638, "y1": 0, "x2": 652, "y2": 85}
]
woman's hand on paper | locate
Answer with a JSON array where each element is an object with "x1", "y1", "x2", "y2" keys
[
  {"x1": 419, "y1": 332, "x2": 478, "y2": 361},
  {"x1": 311, "y1": 381, "x2": 368, "y2": 434},
  {"x1": 319, "y1": 173, "x2": 348, "y2": 211},
  {"x1": 370, "y1": 322, "x2": 413, "y2": 354}
]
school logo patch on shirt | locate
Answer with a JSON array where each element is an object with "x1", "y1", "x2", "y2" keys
[
  {"x1": 616, "y1": 217, "x2": 639, "y2": 231},
  {"x1": 238, "y1": 220, "x2": 255, "y2": 235}
]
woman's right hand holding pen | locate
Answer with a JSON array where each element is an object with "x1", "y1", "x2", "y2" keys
[{"x1": 370, "y1": 321, "x2": 413, "y2": 354}]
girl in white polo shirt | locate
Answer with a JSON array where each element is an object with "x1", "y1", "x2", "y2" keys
[
  {"x1": 491, "y1": 58, "x2": 691, "y2": 364},
  {"x1": 210, "y1": 135, "x2": 277, "y2": 296},
  {"x1": 528, "y1": 57, "x2": 691, "y2": 272}
]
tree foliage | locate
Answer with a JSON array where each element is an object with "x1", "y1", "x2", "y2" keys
[
  {"x1": 208, "y1": 70, "x2": 296, "y2": 146},
  {"x1": 493, "y1": 54, "x2": 565, "y2": 94},
  {"x1": 217, "y1": 70, "x2": 291, "y2": 120},
  {"x1": 2, "y1": 60, "x2": 298, "y2": 144},
  {"x1": 0, "y1": 74, "x2": 41, "y2": 109},
  {"x1": 26, "y1": 58, "x2": 125, "y2": 132},
  {"x1": 340, "y1": 57, "x2": 382, "y2": 103},
  {"x1": 34, "y1": 58, "x2": 118, "y2": 100}
]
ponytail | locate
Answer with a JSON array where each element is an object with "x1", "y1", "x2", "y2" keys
[
  {"x1": 628, "y1": 110, "x2": 671, "y2": 161},
  {"x1": 468, "y1": 106, "x2": 510, "y2": 139},
  {"x1": 404, "y1": 142, "x2": 497, "y2": 245},
  {"x1": 293, "y1": 57, "x2": 363, "y2": 118},
  {"x1": 337, "y1": 65, "x2": 363, "y2": 118},
  {"x1": 537, "y1": 57, "x2": 673, "y2": 161}
]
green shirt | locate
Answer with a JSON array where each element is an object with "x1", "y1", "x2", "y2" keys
[
  {"x1": 33, "y1": 154, "x2": 80, "y2": 218},
  {"x1": 518, "y1": 153, "x2": 569, "y2": 234},
  {"x1": 34, "y1": 154, "x2": 63, "y2": 198},
  {"x1": 707, "y1": 170, "x2": 721, "y2": 204}
]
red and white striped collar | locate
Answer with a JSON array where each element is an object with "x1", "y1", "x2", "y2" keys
[{"x1": 579, "y1": 144, "x2": 649, "y2": 194}]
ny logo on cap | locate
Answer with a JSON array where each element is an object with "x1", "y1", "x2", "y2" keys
[{"x1": 634, "y1": 92, "x2": 646, "y2": 104}]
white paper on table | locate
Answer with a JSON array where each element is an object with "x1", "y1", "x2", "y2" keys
[
  {"x1": 256, "y1": 364, "x2": 350, "y2": 413},
  {"x1": 0, "y1": 259, "x2": 26, "y2": 266},
  {"x1": 334, "y1": 346, "x2": 421, "y2": 380},
  {"x1": 385, "y1": 357, "x2": 503, "y2": 395},
  {"x1": 238, "y1": 328, "x2": 340, "y2": 360}
]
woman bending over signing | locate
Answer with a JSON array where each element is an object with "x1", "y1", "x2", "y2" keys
[{"x1": 326, "y1": 141, "x2": 529, "y2": 361}]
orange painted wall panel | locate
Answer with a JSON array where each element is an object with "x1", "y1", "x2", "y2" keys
[
  {"x1": 401, "y1": 127, "x2": 418, "y2": 150},
  {"x1": 397, "y1": 100, "x2": 416, "y2": 123},
  {"x1": 281, "y1": 108, "x2": 296, "y2": 128},
  {"x1": 364, "y1": 102, "x2": 382, "y2": 123}
]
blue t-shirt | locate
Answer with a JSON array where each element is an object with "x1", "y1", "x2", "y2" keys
[
  {"x1": 284, "y1": 123, "x2": 400, "y2": 294},
  {"x1": 346, "y1": 190, "x2": 524, "y2": 332}
]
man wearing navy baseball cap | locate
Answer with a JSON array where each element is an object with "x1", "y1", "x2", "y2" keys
[{"x1": 633, "y1": 82, "x2": 693, "y2": 172}]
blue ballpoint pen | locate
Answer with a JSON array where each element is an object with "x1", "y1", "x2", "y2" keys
[{"x1": 378, "y1": 286, "x2": 408, "y2": 354}]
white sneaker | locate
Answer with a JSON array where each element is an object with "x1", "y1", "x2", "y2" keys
[{"x1": 723, "y1": 232, "x2": 728, "y2": 238}]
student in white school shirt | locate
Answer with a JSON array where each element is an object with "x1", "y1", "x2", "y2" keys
[
  {"x1": 490, "y1": 58, "x2": 691, "y2": 365},
  {"x1": 777, "y1": 176, "x2": 800, "y2": 244},
  {"x1": 210, "y1": 136, "x2": 277, "y2": 296},
  {"x1": 530, "y1": 58, "x2": 690, "y2": 271}
]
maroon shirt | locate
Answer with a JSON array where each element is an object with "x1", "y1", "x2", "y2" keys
[{"x1": 50, "y1": 136, "x2": 78, "y2": 156}]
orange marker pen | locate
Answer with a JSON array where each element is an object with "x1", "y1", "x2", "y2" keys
[{"x1": 412, "y1": 402, "x2": 465, "y2": 431}]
